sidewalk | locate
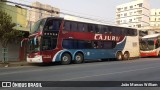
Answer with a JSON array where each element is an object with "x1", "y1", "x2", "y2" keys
[{"x1": 0, "y1": 61, "x2": 30, "y2": 68}]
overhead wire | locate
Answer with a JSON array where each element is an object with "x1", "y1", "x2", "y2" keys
[{"x1": 14, "y1": 0, "x2": 116, "y2": 24}]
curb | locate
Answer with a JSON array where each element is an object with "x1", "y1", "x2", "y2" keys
[{"x1": 0, "y1": 62, "x2": 31, "y2": 68}]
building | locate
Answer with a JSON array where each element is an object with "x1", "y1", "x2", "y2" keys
[
  {"x1": 150, "y1": 9, "x2": 160, "y2": 27},
  {"x1": 116, "y1": 0, "x2": 150, "y2": 29},
  {"x1": 0, "y1": 3, "x2": 29, "y2": 61},
  {"x1": 27, "y1": 2, "x2": 60, "y2": 28}
]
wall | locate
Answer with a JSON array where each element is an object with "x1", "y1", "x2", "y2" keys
[{"x1": 0, "y1": 3, "x2": 29, "y2": 61}]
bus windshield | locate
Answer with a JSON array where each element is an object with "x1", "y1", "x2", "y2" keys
[
  {"x1": 140, "y1": 38, "x2": 155, "y2": 51},
  {"x1": 28, "y1": 37, "x2": 41, "y2": 53},
  {"x1": 31, "y1": 19, "x2": 46, "y2": 34}
]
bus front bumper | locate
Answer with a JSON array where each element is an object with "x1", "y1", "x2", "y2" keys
[
  {"x1": 27, "y1": 55, "x2": 43, "y2": 63},
  {"x1": 140, "y1": 51, "x2": 157, "y2": 57}
]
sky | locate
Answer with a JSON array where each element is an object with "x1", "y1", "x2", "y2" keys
[{"x1": 9, "y1": 0, "x2": 160, "y2": 24}]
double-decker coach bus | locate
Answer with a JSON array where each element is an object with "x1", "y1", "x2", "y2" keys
[
  {"x1": 26, "y1": 17, "x2": 139, "y2": 64},
  {"x1": 140, "y1": 33, "x2": 160, "y2": 57}
]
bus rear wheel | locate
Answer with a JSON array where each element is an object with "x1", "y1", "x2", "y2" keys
[
  {"x1": 61, "y1": 53, "x2": 71, "y2": 65},
  {"x1": 74, "y1": 53, "x2": 84, "y2": 64},
  {"x1": 123, "y1": 52, "x2": 130, "y2": 60},
  {"x1": 116, "y1": 52, "x2": 123, "y2": 61}
]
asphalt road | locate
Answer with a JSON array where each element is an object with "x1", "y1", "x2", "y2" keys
[{"x1": 0, "y1": 58, "x2": 160, "y2": 90}]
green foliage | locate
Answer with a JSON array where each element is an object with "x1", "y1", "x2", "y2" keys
[{"x1": 0, "y1": 10, "x2": 24, "y2": 48}]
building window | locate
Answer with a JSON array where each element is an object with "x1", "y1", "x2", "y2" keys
[
  {"x1": 124, "y1": 7, "x2": 127, "y2": 10},
  {"x1": 129, "y1": 19, "x2": 132, "y2": 22},
  {"x1": 137, "y1": 17, "x2": 142, "y2": 21},
  {"x1": 116, "y1": 21, "x2": 120, "y2": 24},
  {"x1": 130, "y1": 12, "x2": 132, "y2": 16},
  {"x1": 137, "y1": 3, "x2": 143, "y2": 7},
  {"x1": 137, "y1": 10, "x2": 142, "y2": 14},
  {"x1": 137, "y1": 24, "x2": 141, "y2": 28},
  {"x1": 117, "y1": 8, "x2": 121, "y2": 11},
  {"x1": 124, "y1": 13, "x2": 127, "y2": 16},
  {"x1": 117, "y1": 14, "x2": 120, "y2": 18},
  {"x1": 130, "y1": 6, "x2": 133, "y2": 9}
]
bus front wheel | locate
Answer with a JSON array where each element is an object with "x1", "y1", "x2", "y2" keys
[
  {"x1": 116, "y1": 52, "x2": 123, "y2": 61},
  {"x1": 74, "y1": 53, "x2": 84, "y2": 64},
  {"x1": 61, "y1": 53, "x2": 71, "y2": 65}
]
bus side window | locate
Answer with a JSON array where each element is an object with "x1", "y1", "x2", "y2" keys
[
  {"x1": 123, "y1": 28, "x2": 128, "y2": 35},
  {"x1": 85, "y1": 41, "x2": 92, "y2": 49},
  {"x1": 71, "y1": 22, "x2": 77, "y2": 31},
  {"x1": 83, "y1": 24, "x2": 88, "y2": 32},
  {"x1": 77, "y1": 40, "x2": 86, "y2": 49},
  {"x1": 99, "y1": 26, "x2": 104, "y2": 34},
  {"x1": 108, "y1": 26, "x2": 112, "y2": 34},
  {"x1": 103, "y1": 41, "x2": 116, "y2": 49},
  {"x1": 78, "y1": 23, "x2": 83, "y2": 32},
  {"x1": 64, "y1": 21, "x2": 71, "y2": 31},
  {"x1": 95, "y1": 25, "x2": 99, "y2": 33},
  {"x1": 62, "y1": 39, "x2": 74, "y2": 49},
  {"x1": 104, "y1": 26, "x2": 109, "y2": 34},
  {"x1": 88, "y1": 24, "x2": 93, "y2": 32},
  {"x1": 92, "y1": 41, "x2": 98, "y2": 49},
  {"x1": 116, "y1": 27, "x2": 122, "y2": 35},
  {"x1": 92, "y1": 25, "x2": 96, "y2": 33},
  {"x1": 98, "y1": 41, "x2": 103, "y2": 49}
]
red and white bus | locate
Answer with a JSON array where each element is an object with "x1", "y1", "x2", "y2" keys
[
  {"x1": 26, "y1": 17, "x2": 139, "y2": 64},
  {"x1": 140, "y1": 33, "x2": 160, "y2": 57}
]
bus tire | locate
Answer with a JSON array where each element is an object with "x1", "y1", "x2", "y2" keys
[
  {"x1": 116, "y1": 52, "x2": 123, "y2": 61},
  {"x1": 61, "y1": 53, "x2": 71, "y2": 65},
  {"x1": 74, "y1": 53, "x2": 84, "y2": 64},
  {"x1": 123, "y1": 51, "x2": 130, "y2": 60}
]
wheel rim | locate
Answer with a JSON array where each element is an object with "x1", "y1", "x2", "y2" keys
[
  {"x1": 62, "y1": 56, "x2": 68, "y2": 62},
  {"x1": 124, "y1": 52, "x2": 129, "y2": 60},
  {"x1": 76, "y1": 56, "x2": 81, "y2": 61},
  {"x1": 118, "y1": 54, "x2": 122, "y2": 60},
  {"x1": 124, "y1": 54, "x2": 128, "y2": 59}
]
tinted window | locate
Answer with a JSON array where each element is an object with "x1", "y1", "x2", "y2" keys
[
  {"x1": 95, "y1": 25, "x2": 99, "y2": 33},
  {"x1": 77, "y1": 40, "x2": 86, "y2": 49},
  {"x1": 44, "y1": 19, "x2": 61, "y2": 31},
  {"x1": 108, "y1": 26, "x2": 112, "y2": 34},
  {"x1": 83, "y1": 24, "x2": 88, "y2": 32},
  {"x1": 78, "y1": 23, "x2": 83, "y2": 32},
  {"x1": 64, "y1": 21, "x2": 71, "y2": 31},
  {"x1": 103, "y1": 41, "x2": 116, "y2": 49},
  {"x1": 42, "y1": 37, "x2": 57, "y2": 50},
  {"x1": 88, "y1": 24, "x2": 93, "y2": 32},
  {"x1": 62, "y1": 39, "x2": 74, "y2": 49},
  {"x1": 71, "y1": 22, "x2": 77, "y2": 31},
  {"x1": 115, "y1": 27, "x2": 122, "y2": 35},
  {"x1": 52, "y1": 20, "x2": 61, "y2": 30}
]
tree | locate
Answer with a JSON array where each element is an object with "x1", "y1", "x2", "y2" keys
[{"x1": 0, "y1": 10, "x2": 24, "y2": 63}]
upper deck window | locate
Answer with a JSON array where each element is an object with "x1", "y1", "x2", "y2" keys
[{"x1": 44, "y1": 18, "x2": 61, "y2": 31}]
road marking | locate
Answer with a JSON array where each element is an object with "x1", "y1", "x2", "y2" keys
[{"x1": 61, "y1": 66, "x2": 160, "y2": 81}]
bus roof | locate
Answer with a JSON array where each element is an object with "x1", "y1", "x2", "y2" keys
[
  {"x1": 142, "y1": 33, "x2": 160, "y2": 39},
  {"x1": 63, "y1": 15, "x2": 135, "y2": 29},
  {"x1": 46, "y1": 16, "x2": 136, "y2": 30}
]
